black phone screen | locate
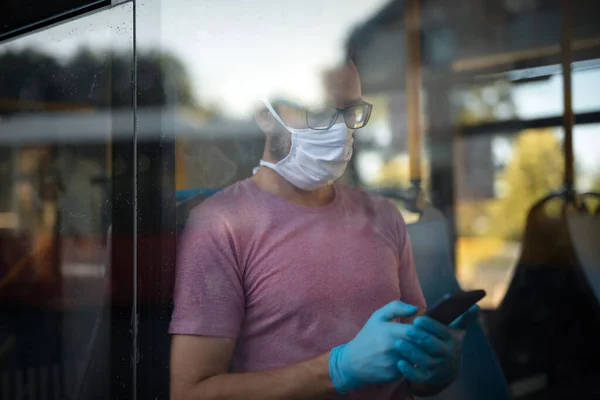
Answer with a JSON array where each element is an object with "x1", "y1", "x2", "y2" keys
[{"x1": 426, "y1": 290, "x2": 486, "y2": 325}]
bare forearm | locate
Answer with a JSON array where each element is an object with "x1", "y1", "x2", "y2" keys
[{"x1": 178, "y1": 353, "x2": 336, "y2": 400}]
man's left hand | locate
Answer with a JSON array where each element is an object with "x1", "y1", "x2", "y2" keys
[{"x1": 395, "y1": 305, "x2": 480, "y2": 387}]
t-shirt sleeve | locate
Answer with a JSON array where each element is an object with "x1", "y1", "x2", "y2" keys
[
  {"x1": 169, "y1": 207, "x2": 245, "y2": 338},
  {"x1": 394, "y1": 210, "x2": 427, "y2": 318}
]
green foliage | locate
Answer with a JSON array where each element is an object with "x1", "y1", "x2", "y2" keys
[
  {"x1": 0, "y1": 47, "x2": 197, "y2": 110},
  {"x1": 459, "y1": 129, "x2": 564, "y2": 240}
]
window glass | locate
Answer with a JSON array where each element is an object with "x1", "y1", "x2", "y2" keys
[
  {"x1": 513, "y1": 66, "x2": 600, "y2": 119},
  {"x1": 572, "y1": 64, "x2": 600, "y2": 208},
  {"x1": 453, "y1": 64, "x2": 600, "y2": 124},
  {"x1": 1, "y1": 0, "x2": 600, "y2": 399},
  {"x1": 575, "y1": 123, "x2": 600, "y2": 194},
  {"x1": 0, "y1": 4, "x2": 133, "y2": 399},
  {"x1": 136, "y1": 1, "x2": 431, "y2": 397},
  {"x1": 139, "y1": 1, "x2": 600, "y2": 398},
  {"x1": 455, "y1": 128, "x2": 565, "y2": 308},
  {"x1": 0, "y1": 0, "x2": 587, "y2": 398},
  {"x1": 454, "y1": 67, "x2": 600, "y2": 308}
]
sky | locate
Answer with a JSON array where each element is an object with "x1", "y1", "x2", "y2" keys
[
  {"x1": 1, "y1": 0, "x2": 598, "y2": 179},
  {"x1": 149, "y1": 0, "x2": 391, "y2": 114}
]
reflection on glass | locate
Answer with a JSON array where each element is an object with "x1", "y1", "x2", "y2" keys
[
  {"x1": 453, "y1": 81, "x2": 516, "y2": 124},
  {"x1": 455, "y1": 67, "x2": 600, "y2": 308},
  {"x1": 136, "y1": 0, "x2": 600, "y2": 398},
  {"x1": 161, "y1": 0, "x2": 392, "y2": 195},
  {"x1": 574, "y1": 124, "x2": 600, "y2": 194},
  {"x1": 454, "y1": 64, "x2": 600, "y2": 123},
  {"x1": 455, "y1": 128, "x2": 566, "y2": 307},
  {"x1": 0, "y1": 4, "x2": 132, "y2": 399}
]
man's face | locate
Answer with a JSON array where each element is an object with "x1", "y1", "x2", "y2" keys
[
  {"x1": 277, "y1": 61, "x2": 363, "y2": 129},
  {"x1": 257, "y1": 60, "x2": 366, "y2": 161}
]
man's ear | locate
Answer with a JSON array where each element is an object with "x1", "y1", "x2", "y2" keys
[{"x1": 255, "y1": 107, "x2": 277, "y2": 134}]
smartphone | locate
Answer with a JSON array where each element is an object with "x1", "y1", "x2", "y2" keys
[{"x1": 425, "y1": 290, "x2": 486, "y2": 325}]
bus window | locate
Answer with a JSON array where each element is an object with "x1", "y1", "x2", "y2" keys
[{"x1": 0, "y1": 4, "x2": 134, "y2": 399}]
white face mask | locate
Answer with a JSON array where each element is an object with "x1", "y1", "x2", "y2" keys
[{"x1": 259, "y1": 99, "x2": 354, "y2": 191}]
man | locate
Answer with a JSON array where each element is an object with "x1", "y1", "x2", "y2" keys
[{"x1": 169, "y1": 61, "x2": 478, "y2": 399}]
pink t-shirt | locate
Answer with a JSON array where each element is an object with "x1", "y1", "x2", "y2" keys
[{"x1": 169, "y1": 179, "x2": 427, "y2": 399}]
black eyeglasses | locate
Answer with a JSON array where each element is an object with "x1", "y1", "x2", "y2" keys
[{"x1": 273, "y1": 99, "x2": 373, "y2": 131}]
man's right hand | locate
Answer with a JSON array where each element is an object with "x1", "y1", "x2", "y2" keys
[{"x1": 328, "y1": 300, "x2": 420, "y2": 394}]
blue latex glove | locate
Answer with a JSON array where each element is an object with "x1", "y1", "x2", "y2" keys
[
  {"x1": 329, "y1": 300, "x2": 419, "y2": 394},
  {"x1": 396, "y1": 305, "x2": 480, "y2": 387}
]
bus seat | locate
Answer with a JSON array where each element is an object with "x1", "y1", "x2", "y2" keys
[
  {"x1": 492, "y1": 194, "x2": 600, "y2": 398},
  {"x1": 407, "y1": 206, "x2": 509, "y2": 400},
  {"x1": 567, "y1": 213, "x2": 600, "y2": 306}
]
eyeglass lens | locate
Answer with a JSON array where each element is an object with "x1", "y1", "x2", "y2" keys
[{"x1": 307, "y1": 104, "x2": 371, "y2": 130}]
